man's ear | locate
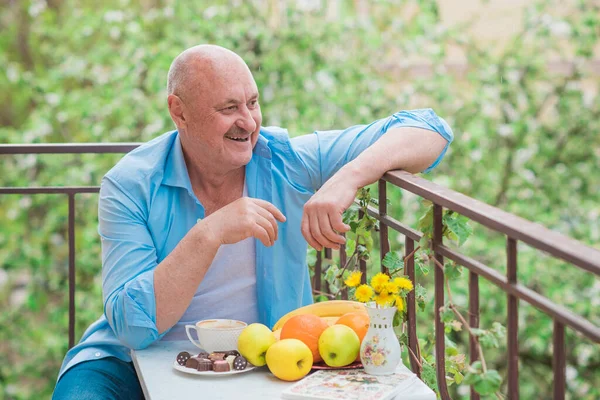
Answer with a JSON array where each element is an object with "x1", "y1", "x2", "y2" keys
[{"x1": 168, "y1": 94, "x2": 186, "y2": 129}]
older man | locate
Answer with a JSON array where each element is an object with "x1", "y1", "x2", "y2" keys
[{"x1": 53, "y1": 45, "x2": 453, "y2": 399}]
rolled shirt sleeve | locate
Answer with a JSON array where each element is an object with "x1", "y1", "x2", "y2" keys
[
  {"x1": 98, "y1": 176, "x2": 166, "y2": 350},
  {"x1": 290, "y1": 108, "x2": 454, "y2": 191}
]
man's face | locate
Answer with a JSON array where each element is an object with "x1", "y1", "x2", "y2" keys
[{"x1": 177, "y1": 62, "x2": 262, "y2": 171}]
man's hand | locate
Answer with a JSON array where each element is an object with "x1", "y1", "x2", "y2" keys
[
  {"x1": 301, "y1": 170, "x2": 358, "y2": 250},
  {"x1": 202, "y1": 197, "x2": 286, "y2": 247}
]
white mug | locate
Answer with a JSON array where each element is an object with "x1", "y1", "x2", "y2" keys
[{"x1": 185, "y1": 319, "x2": 247, "y2": 353}]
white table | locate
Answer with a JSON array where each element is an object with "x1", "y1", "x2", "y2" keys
[{"x1": 132, "y1": 341, "x2": 436, "y2": 400}]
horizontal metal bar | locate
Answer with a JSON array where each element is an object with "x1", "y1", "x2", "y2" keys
[
  {"x1": 0, "y1": 143, "x2": 141, "y2": 154},
  {"x1": 0, "y1": 187, "x2": 100, "y2": 194},
  {"x1": 384, "y1": 170, "x2": 600, "y2": 275},
  {"x1": 436, "y1": 244, "x2": 600, "y2": 343},
  {"x1": 364, "y1": 204, "x2": 423, "y2": 242}
]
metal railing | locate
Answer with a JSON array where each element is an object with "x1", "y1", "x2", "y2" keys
[
  {"x1": 2, "y1": 143, "x2": 600, "y2": 399},
  {"x1": 313, "y1": 175, "x2": 600, "y2": 400},
  {"x1": 0, "y1": 143, "x2": 139, "y2": 348}
]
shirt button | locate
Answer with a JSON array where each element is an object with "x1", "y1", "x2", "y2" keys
[{"x1": 95, "y1": 352, "x2": 101, "y2": 357}]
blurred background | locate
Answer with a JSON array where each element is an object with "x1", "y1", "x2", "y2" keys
[{"x1": 0, "y1": 0, "x2": 598, "y2": 399}]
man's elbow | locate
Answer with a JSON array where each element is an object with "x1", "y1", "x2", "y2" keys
[
  {"x1": 408, "y1": 130, "x2": 449, "y2": 174},
  {"x1": 117, "y1": 328, "x2": 158, "y2": 350},
  {"x1": 105, "y1": 294, "x2": 160, "y2": 350}
]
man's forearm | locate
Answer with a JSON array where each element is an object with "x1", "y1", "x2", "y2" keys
[
  {"x1": 154, "y1": 222, "x2": 220, "y2": 333},
  {"x1": 336, "y1": 127, "x2": 448, "y2": 189}
]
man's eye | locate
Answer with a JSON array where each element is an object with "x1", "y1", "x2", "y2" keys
[
  {"x1": 225, "y1": 105, "x2": 237, "y2": 111},
  {"x1": 248, "y1": 100, "x2": 258, "y2": 108}
]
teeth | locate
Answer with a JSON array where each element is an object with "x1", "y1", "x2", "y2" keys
[{"x1": 226, "y1": 136, "x2": 248, "y2": 142}]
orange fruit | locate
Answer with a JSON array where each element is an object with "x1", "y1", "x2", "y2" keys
[
  {"x1": 335, "y1": 312, "x2": 370, "y2": 343},
  {"x1": 280, "y1": 314, "x2": 329, "y2": 363}
]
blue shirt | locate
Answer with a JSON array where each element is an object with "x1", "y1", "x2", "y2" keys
[{"x1": 57, "y1": 109, "x2": 453, "y2": 380}]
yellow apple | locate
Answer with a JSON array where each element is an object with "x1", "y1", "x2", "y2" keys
[
  {"x1": 237, "y1": 323, "x2": 277, "y2": 367},
  {"x1": 318, "y1": 325, "x2": 360, "y2": 367},
  {"x1": 266, "y1": 338, "x2": 313, "y2": 381}
]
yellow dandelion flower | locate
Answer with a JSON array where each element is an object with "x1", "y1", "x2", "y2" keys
[
  {"x1": 344, "y1": 271, "x2": 362, "y2": 288},
  {"x1": 374, "y1": 290, "x2": 393, "y2": 307},
  {"x1": 371, "y1": 272, "x2": 390, "y2": 293},
  {"x1": 385, "y1": 280, "x2": 400, "y2": 294},
  {"x1": 355, "y1": 284, "x2": 374, "y2": 303},
  {"x1": 395, "y1": 296, "x2": 405, "y2": 312},
  {"x1": 393, "y1": 277, "x2": 414, "y2": 291}
]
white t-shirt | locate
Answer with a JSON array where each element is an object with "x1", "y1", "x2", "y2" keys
[{"x1": 162, "y1": 182, "x2": 258, "y2": 341}]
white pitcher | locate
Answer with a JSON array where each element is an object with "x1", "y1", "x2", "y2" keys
[{"x1": 360, "y1": 302, "x2": 402, "y2": 375}]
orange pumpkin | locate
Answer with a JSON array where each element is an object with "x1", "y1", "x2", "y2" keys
[{"x1": 280, "y1": 314, "x2": 329, "y2": 363}]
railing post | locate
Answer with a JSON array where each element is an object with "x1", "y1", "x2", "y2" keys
[
  {"x1": 405, "y1": 236, "x2": 421, "y2": 377},
  {"x1": 358, "y1": 209, "x2": 367, "y2": 285},
  {"x1": 378, "y1": 180, "x2": 390, "y2": 275},
  {"x1": 507, "y1": 237, "x2": 519, "y2": 399},
  {"x1": 553, "y1": 321, "x2": 566, "y2": 400},
  {"x1": 469, "y1": 270, "x2": 480, "y2": 400},
  {"x1": 339, "y1": 243, "x2": 348, "y2": 299},
  {"x1": 433, "y1": 204, "x2": 450, "y2": 399},
  {"x1": 314, "y1": 250, "x2": 322, "y2": 294},
  {"x1": 68, "y1": 193, "x2": 76, "y2": 349}
]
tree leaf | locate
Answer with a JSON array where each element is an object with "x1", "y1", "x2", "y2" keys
[
  {"x1": 382, "y1": 251, "x2": 404, "y2": 271},
  {"x1": 416, "y1": 260, "x2": 429, "y2": 276},
  {"x1": 418, "y1": 203, "x2": 434, "y2": 233},
  {"x1": 454, "y1": 371, "x2": 464, "y2": 385},
  {"x1": 345, "y1": 238, "x2": 356, "y2": 257},
  {"x1": 415, "y1": 284, "x2": 427, "y2": 312},
  {"x1": 443, "y1": 214, "x2": 473, "y2": 246},
  {"x1": 463, "y1": 371, "x2": 481, "y2": 386},
  {"x1": 422, "y1": 361, "x2": 437, "y2": 390},
  {"x1": 444, "y1": 262, "x2": 463, "y2": 280},
  {"x1": 440, "y1": 305, "x2": 455, "y2": 324},
  {"x1": 474, "y1": 370, "x2": 502, "y2": 395}
]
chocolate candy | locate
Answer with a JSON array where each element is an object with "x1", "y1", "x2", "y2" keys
[
  {"x1": 233, "y1": 355, "x2": 248, "y2": 371},
  {"x1": 197, "y1": 358, "x2": 212, "y2": 372},
  {"x1": 197, "y1": 352, "x2": 209, "y2": 359},
  {"x1": 224, "y1": 350, "x2": 240, "y2": 358},
  {"x1": 208, "y1": 352, "x2": 226, "y2": 361},
  {"x1": 213, "y1": 360, "x2": 230, "y2": 372},
  {"x1": 225, "y1": 355, "x2": 236, "y2": 370},
  {"x1": 176, "y1": 351, "x2": 191, "y2": 366},
  {"x1": 185, "y1": 357, "x2": 201, "y2": 369}
]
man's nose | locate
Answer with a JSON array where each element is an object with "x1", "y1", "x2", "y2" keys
[{"x1": 236, "y1": 106, "x2": 257, "y2": 133}]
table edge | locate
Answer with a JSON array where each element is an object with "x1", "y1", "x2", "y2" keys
[{"x1": 131, "y1": 349, "x2": 152, "y2": 400}]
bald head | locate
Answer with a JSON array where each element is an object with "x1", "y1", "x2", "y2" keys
[{"x1": 167, "y1": 45, "x2": 249, "y2": 100}]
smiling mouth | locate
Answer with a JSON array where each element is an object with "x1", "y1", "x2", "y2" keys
[{"x1": 225, "y1": 135, "x2": 249, "y2": 142}]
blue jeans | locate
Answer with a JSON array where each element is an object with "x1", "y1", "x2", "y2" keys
[{"x1": 53, "y1": 357, "x2": 144, "y2": 400}]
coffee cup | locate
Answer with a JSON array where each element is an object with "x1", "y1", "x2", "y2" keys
[{"x1": 185, "y1": 319, "x2": 247, "y2": 353}]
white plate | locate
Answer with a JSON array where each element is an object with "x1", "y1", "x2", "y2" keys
[{"x1": 172, "y1": 360, "x2": 256, "y2": 377}]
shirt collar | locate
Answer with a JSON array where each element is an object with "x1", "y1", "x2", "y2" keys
[
  {"x1": 162, "y1": 130, "x2": 272, "y2": 190},
  {"x1": 162, "y1": 132, "x2": 193, "y2": 192}
]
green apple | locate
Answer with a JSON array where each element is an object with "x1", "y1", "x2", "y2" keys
[
  {"x1": 318, "y1": 324, "x2": 360, "y2": 367},
  {"x1": 266, "y1": 338, "x2": 313, "y2": 381},
  {"x1": 237, "y1": 323, "x2": 277, "y2": 366}
]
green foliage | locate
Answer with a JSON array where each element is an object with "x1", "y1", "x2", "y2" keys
[
  {"x1": 381, "y1": 251, "x2": 404, "y2": 272},
  {"x1": 464, "y1": 362, "x2": 503, "y2": 396},
  {"x1": 1, "y1": 0, "x2": 599, "y2": 399}
]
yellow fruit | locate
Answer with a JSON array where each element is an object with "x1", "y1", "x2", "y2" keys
[
  {"x1": 272, "y1": 300, "x2": 367, "y2": 331},
  {"x1": 237, "y1": 323, "x2": 277, "y2": 367},
  {"x1": 266, "y1": 339, "x2": 313, "y2": 381},
  {"x1": 319, "y1": 325, "x2": 360, "y2": 367}
]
